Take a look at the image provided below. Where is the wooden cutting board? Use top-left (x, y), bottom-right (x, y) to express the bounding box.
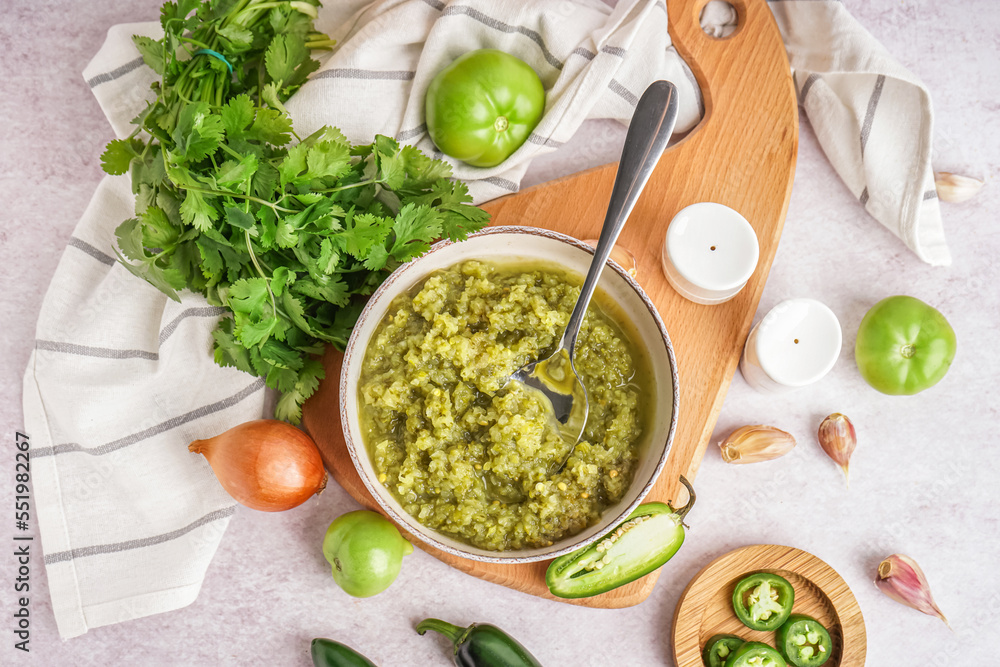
top-left (302, 0), bottom-right (798, 608)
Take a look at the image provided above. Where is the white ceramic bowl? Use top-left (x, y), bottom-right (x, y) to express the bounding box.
top-left (340, 227), bottom-right (679, 563)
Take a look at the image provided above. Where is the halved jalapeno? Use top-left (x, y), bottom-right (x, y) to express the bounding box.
top-left (545, 477), bottom-right (695, 598)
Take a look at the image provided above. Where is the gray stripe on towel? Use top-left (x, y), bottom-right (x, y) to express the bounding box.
top-left (43, 506), bottom-right (237, 564)
top-left (798, 73), bottom-right (821, 104)
top-left (483, 176), bottom-right (519, 192)
top-left (313, 68), bottom-right (415, 81)
top-left (860, 74), bottom-right (886, 157)
top-left (441, 6), bottom-right (563, 70)
top-left (527, 133), bottom-right (562, 148)
top-left (32, 379), bottom-right (265, 459)
top-left (860, 187), bottom-right (870, 206)
top-left (159, 307), bottom-right (227, 346)
top-left (35, 340), bottom-right (158, 361)
top-left (923, 189), bottom-right (938, 201)
top-left (608, 79), bottom-right (638, 107)
top-left (396, 124), bottom-right (427, 142)
top-left (86, 56), bottom-right (146, 88)
top-left (68, 237), bottom-right (115, 266)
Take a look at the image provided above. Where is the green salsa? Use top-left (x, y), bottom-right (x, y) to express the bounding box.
top-left (358, 260), bottom-right (653, 551)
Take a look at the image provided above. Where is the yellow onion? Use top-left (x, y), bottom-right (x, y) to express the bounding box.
top-left (189, 419), bottom-right (327, 511)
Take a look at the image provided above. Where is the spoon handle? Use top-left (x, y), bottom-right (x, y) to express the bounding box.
top-left (560, 80), bottom-right (680, 353)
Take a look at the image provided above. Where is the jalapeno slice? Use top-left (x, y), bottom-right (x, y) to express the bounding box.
top-left (702, 634), bottom-right (745, 667)
top-left (732, 573), bottom-right (795, 631)
top-left (723, 641), bottom-right (787, 667)
top-left (545, 477), bottom-right (695, 599)
top-left (775, 615), bottom-right (833, 667)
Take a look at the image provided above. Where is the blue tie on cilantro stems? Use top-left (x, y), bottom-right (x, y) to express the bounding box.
top-left (98, 0), bottom-right (490, 423)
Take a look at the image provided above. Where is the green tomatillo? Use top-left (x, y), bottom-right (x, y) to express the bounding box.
top-left (854, 295), bottom-right (957, 395)
top-left (425, 49), bottom-right (546, 168)
top-left (322, 510), bottom-right (413, 598)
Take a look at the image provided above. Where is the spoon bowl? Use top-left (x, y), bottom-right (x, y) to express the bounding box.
top-left (505, 80), bottom-right (680, 470)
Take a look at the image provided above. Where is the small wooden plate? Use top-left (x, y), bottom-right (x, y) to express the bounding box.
top-left (672, 545), bottom-right (866, 667)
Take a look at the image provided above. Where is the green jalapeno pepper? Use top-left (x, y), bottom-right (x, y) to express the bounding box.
top-left (545, 476), bottom-right (696, 598)
top-left (732, 572), bottom-right (795, 631)
top-left (723, 641), bottom-right (787, 667)
top-left (702, 634), bottom-right (746, 667)
top-left (775, 615), bottom-right (833, 667)
top-left (416, 618), bottom-right (543, 667)
top-left (311, 638), bottom-right (378, 667)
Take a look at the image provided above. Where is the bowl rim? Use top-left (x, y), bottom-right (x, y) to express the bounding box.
top-left (339, 225), bottom-right (680, 564)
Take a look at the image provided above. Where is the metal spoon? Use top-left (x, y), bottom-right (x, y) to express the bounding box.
top-left (508, 80), bottom-right (680, 470)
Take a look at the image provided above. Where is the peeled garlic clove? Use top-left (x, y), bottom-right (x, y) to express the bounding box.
top-left (875, 554), bottom-right (949, 627)
top-left (818, 413), bottom-right (857, 486)
top-left (935, 171), bottom-right (984, 203)
top-left (719, 425), bottom-right (796, 464)
top-left (582, 239), bottom-right (638, 278)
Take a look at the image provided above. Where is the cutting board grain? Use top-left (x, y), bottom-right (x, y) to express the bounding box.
top-left (302, 0), bottom-right (798, 608)
top-left (672, 545), bottom-right (867, 666)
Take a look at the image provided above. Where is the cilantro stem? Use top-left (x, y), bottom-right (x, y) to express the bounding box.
top-left (219, 143), bottom-right (245, 161)
top-left (182, 186), bottom-right (297, 213)
top-left (245, 230), bottom-right (277, 320)
top-left (311, 179), bottom-right (382, 194)
top-left (180, 36), bottom-right (213, 50)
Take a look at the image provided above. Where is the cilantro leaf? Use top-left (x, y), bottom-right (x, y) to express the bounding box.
top-left (172, 102), bottom-right (225, 161)
top-left (306, 140), bottom-right (351, 180)
top-left (228, 277), bottom-right (270, 320)
top-left (101, 138), bottom-right (143, 175)
top-left (389, 203), bottom-right (443, 261)
top-left (179, 189), bottom-right (219, 231)
top-left (264, 34), bottom-right (308, 85)
top-left (225, 206), bottom-right (256, 233)
top-left (139, 206), bottom-right (181, 249)
top-left (216, 153), bottom-right (259, 186)
top-left (220, 94), bottom-right (255, 138)
top-left (274, 358), bottom-right (324, 423)
top-left (115, 217), bottom-right (148, 261)
top-left (248, 107), bottom-right (292, 146)
top-left (217, 23), bottom-right (253, 49)
top-left (342, 212), bottom-right (391, 260)
top-left (132, 35), bottom-right (165, 76)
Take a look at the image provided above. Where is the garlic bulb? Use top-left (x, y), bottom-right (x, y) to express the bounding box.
top-left (935, 172), bottom-right (984, 203)
top-left (719, 425), bottom-right (796, 464)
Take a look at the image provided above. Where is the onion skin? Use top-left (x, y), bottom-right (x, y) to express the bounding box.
top-left (189, 419), bottom-right (328, 512)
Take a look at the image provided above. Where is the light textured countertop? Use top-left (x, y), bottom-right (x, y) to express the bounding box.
top-left (2, 1), bottom-right (998, 665)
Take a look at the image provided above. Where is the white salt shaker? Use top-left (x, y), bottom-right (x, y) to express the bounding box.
top-left (661, 202), bottom-right (759, 305)
top-left (740, 298), bottom-right (843, 393)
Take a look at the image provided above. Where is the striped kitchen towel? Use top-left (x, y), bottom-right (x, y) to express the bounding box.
top-left (24, 0), bottom-right (947, 639)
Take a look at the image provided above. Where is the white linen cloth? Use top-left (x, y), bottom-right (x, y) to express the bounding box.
top-left (24, 0), bottom-right (949, 639)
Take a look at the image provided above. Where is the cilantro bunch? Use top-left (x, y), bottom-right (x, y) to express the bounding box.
top-left (100, 0), bottom-right (490, 422)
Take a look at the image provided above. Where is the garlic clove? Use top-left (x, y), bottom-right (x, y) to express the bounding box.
top-left (582, 239), bottom-right (638, 278)
top-left (719, 425), bottom-right (796, 464)
top-left (934, 171), bottom-right (984, 203)
top-left (875, 554), bottom-right (949, 627)
top-left (818, 413), bottom-right (857, 487)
